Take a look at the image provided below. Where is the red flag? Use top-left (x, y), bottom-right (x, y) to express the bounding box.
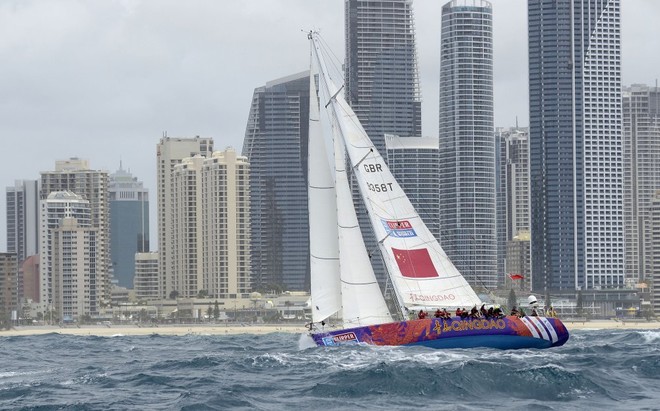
top-left (391, 247), bottom-right (438, 278)
top-left (509, 273), bottom-right (524, 280)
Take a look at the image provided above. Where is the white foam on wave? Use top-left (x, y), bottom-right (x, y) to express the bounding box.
top-left (639, 330), bottom-right (660, 343)
top-left (298, 333), bottom-right (317, 350)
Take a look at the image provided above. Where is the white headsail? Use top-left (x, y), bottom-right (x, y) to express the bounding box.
top-left (332, 114), bottom-right (393, 327)
top-left (308, 60), bottom-right (341, 323)
top-left (310, 32), bottom-right (482, 313)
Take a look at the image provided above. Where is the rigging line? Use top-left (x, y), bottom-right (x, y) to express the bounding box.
top-left (325, 85), bottom-right (345, 108)
top-left (352, 148), bottom-right (373, 170)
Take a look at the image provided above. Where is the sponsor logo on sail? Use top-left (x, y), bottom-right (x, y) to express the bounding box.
top-left (381, 219), bottom-right (417, 238)
top-left (409, 293), bottom-right (454, 302)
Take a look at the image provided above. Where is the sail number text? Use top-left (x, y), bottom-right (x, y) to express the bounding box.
top-left (367, 182), bottom-right (393, 193)
top-left (363, 163), bottom-right (394, 192)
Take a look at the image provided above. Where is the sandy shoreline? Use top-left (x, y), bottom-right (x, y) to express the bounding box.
top-left (1, 320), bottom-right (659, 337)
top-left (0, 324), bottom-right (306, 337)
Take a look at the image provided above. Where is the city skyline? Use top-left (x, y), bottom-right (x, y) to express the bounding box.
top-left (0, 1), bottom-right (659, 250)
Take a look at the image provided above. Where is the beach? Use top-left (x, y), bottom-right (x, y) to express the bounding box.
top-left (0, 323), bottom-right (305, 337)
top-left (1, 319), bottom-right (659, 337)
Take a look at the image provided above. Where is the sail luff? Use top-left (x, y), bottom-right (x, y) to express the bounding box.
top-left (308, 53), bottom-right (341, 323)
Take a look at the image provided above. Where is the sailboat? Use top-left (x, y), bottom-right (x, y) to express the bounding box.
top-left (306, 32), bottom-right (568, 349)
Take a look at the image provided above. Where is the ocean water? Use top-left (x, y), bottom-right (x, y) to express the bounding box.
top-left (1, 329), bottom-right (659, 410)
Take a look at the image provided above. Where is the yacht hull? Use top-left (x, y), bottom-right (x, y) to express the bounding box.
top-left (310, 316), bottom-right (569, 349)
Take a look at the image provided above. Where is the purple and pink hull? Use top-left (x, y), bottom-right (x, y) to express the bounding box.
top-left (311, 316), bottom-right (569, 349)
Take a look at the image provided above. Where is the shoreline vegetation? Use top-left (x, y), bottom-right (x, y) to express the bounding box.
top-left (1, 319), bottom-right (660, 337)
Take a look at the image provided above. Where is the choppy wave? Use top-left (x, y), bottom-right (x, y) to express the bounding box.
top-left (1, 329), bottom-right (659, 410)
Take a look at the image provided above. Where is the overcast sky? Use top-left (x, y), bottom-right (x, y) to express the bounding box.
top-left (0, 0), bottom-right (658, 251)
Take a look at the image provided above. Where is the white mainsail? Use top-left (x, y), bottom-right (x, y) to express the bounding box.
top-left (310, 32), bottom-right (482, 313)
top-left (308, 64), bottom-right (341, 323)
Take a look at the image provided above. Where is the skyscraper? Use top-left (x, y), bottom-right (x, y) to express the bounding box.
top-left (0, 253), bottom-right (19, 320)
top-left (6, 180), bottom-right (40, 264)
top-left (345, 0), bottom-right (422, 152)
top-left (385, 135), bottom-right (440, 242)
top-left (168, 148), bottom-right (251, 299)
top-left (438, 0), bottom-right (496, 289)
top-left (623, 85), bottom-right (660, 285)
top-left (528, 0), bottom-right (624, 292)
top-left (200, 149), bottom-right (251, 297)
top-left (498, 127), bottom-right (530, 288)
top-left (157, 136), bottom-right (213, 299)
top-left (39, 191), bottom-right (95, 317)
top-left (501, 128), bottom-right (530, 243)
top-left (109, 164), bottom-right (149, 289)
top-left (650, 193), bottom-right (660, 317)
top-left (345, 0), bottom-right (423, 285)
top-left (134, 252), bottom-right (159, 301)
top-left (243, 72), bottom-right (309, 291)
top-left (40, 159), bottom-right (110, 313)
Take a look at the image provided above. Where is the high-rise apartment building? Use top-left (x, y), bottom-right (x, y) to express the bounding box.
top-left (650, 192), bottom-right (660, 317)
top-left (169, 149), bottom-right (251, 298)
top-left (623, 85), bottom-right (660, 285)
top-left (39, 192), bottom-right (96, 317)
top-left (40, 159), bottom-right (110, 311)
top-left (438, 0), bottom-right (496, 289)
top-left (497, 127), bottom-right (530, 287)
top-left (51, 216), bottom-right (99, 322)
top-left (157, 136), bottom-right (213, 299)
top-left (6, 180), bottom-right (40, 263)
top-left (243, 72), bottom-right (309, 291)
top-left (200, 149), bottom-right (251, 298)
top-left (501, 128), bottom-right (530, 242)
top-left (528, 0), bottom-right (623, 292)
top-left (134, 252), bottom-right (159, 301)
top-left (345, 0), bottom-right (422, 152)
top-left (345, 0), bottom-right (423, 285)
top-left (385, 135), bottom-right (440, 242)
top-left (0, 253), bottom-right (19, 320)
top-left (109, 164), bottom-right (149, 289)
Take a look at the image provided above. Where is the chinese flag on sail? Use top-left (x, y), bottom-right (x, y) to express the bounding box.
top-left (509, 273), bottom-right (524, 280)
top-left (391, 247), bottom-right (438, 278)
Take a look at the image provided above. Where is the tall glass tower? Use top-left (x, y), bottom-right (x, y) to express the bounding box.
top-left (243, 72), bottom-right (310, 292)
top-left (623, 85), bottom-right (660, 285)
top-left (528, 0), bottom-right (623, 292)
top-left (345, 0), bottom-right (422, 153)
top-left (438, 0), bottom-right (496, 289)
top-left (6, 180), bottom-right (39, 264)
top-left (109, 164), bottom-right (149, 289)
top-left (345, 0), bottom-right (423, 285)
